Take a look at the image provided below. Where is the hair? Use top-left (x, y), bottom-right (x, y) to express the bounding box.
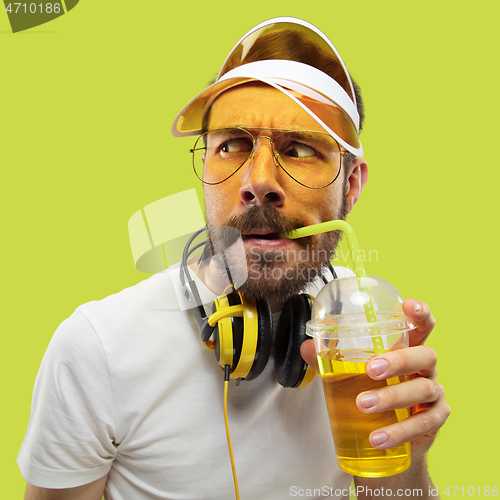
top-left (220, 28), bottom-right (365, 131)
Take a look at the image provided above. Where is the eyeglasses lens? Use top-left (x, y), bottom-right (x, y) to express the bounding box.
top-left (192, 128), bottom-right (342, 188)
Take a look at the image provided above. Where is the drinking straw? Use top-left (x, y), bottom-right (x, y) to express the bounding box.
top-left (283, 220), bottom-right (407, 422)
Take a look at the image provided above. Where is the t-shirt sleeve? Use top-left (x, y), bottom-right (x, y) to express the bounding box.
top-left (17, 308), bottom-right (118, 488)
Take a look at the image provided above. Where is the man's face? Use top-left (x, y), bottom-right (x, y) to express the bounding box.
top-left (203, 83), bottom-right (350, 302)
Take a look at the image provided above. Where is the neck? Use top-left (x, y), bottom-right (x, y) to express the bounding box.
top-left (266, 296), bottom-right (286, 314)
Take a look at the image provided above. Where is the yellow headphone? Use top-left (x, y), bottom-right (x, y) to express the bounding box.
top-left (182, 228), bottom-right (327, 388)
top-left (127, 192), bottom-right (326, 388)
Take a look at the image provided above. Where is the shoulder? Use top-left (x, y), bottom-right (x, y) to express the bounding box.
top-left (332, 265), bottom-right (356, 279)
top-left (305, 265), bottom-right (355, 297)
top-left (48, 270), bottom-right (195, 369)
top-left (73, 270), bottom-right (185, 337)
top-left (79, 270), bottom-right (176, 319)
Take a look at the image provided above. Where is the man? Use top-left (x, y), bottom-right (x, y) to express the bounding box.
top-left (18, 17), bottom-right (450, 499)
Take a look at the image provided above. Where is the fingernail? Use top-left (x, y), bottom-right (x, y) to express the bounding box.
top-left (360, 393), bottom-right (378, 409)
top-left (370, 358), bottom-right (389, 376)
top-left (372, 432), bottom-right (388, 446)
top-left (414, 301), bottom-right (422, 312)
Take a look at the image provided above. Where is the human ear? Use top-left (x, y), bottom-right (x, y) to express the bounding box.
top-left (345, 157), bottom-right (368, 213)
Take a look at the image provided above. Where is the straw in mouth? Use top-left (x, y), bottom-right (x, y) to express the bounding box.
top-left (284, 219), bottom-right (409, 423)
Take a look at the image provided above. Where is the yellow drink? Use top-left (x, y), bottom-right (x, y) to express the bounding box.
top-left (318, 348), bottom-right (411, 477)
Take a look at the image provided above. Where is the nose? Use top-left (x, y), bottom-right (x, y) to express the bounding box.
top-left (238, 137), bottom-right (286, 207)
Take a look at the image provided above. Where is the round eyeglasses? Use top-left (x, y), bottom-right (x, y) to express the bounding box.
top-left (189, 127), bottom-right (349, 189)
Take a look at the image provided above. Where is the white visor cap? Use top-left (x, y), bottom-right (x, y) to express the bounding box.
top-left (171, 17), bottom-right (363, 157)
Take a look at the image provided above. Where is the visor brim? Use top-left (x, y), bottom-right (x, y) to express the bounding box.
top-left (171, 77), bottom-right (363, 157)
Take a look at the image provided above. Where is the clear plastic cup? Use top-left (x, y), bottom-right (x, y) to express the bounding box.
top-left (306, 276), bottom-right (415, 477)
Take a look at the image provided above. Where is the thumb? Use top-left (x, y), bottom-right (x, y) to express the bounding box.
top-left (300, 339), bottom-right (319, 371)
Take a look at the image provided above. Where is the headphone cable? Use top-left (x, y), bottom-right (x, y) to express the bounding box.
top-left (223, 365), bottom-right (240, 500)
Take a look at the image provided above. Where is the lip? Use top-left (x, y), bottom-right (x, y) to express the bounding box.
top-left (242, 230), bottom-right (293, 249)
top-left (243, 229), bottom-right (275, 236)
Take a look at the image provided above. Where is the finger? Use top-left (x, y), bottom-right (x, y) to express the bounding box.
top-left (366, 345), bottom-right (438, 380)
top-left (368, 398), bottom-right (451, 450)
top-left (356, 377), bottom-right (444, 414)
top-left (403, 299), bottom-right (436, 347)
top-left (300, 339), bottom-right (319, 371)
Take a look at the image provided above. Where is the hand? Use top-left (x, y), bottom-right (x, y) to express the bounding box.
top-left (300, 298), bottom-right (451, 460)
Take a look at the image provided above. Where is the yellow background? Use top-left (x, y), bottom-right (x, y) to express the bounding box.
top-left (2, 0), bottom-right (499, 497)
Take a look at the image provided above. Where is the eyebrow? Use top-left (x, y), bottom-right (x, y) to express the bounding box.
top-left (207, 128), bottom-right (245, 140)
top-left (206, 127), bottom-right (338, 150)
top-left (282, 130), bottom-right (337, 148)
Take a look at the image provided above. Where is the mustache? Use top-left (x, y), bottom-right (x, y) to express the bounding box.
top-left (223, 205), bottom-right (306, 236)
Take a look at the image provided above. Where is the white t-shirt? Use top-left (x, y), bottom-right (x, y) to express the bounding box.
top-left (17, 267), bottom-right (354, 499)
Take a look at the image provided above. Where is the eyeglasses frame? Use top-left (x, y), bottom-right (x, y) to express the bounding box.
top-left (189, 126), bottom-right (351, 190)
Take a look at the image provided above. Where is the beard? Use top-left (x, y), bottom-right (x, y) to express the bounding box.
top-left (206, 197), bottom-right (348, 301)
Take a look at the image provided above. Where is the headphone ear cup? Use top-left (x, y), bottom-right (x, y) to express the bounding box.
top-left (201, 319), bottom-right (215, 344)
top-left (213, 323), bottom-right (221, 361)
top-left (244, 298), bottom-right (272, 381)
top-left (204, 302), bottom-right (218, 354)
top-left (226, 293), bottom-right (244, 371)
top-left (211, 294), bottom-right (244, 370)
top-left (274, 294), bottom-right (312, 388)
